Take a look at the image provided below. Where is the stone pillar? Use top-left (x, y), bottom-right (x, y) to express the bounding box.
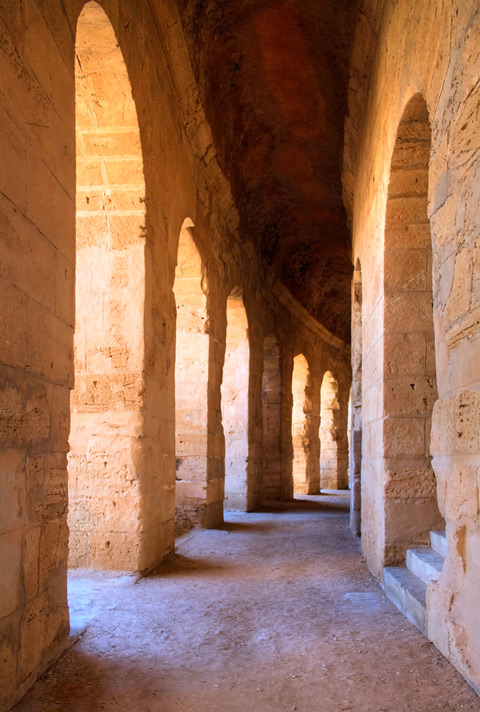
top-left (292, 354), bottom-right (320, 494)
top-left (350, 261), bottom-right (363, 535)
top-left (262, 335), bottom-right (282, 501)
top-left (69, 4), bottom-right (150, 570)
top-left (382, 94), bottom-right (443, 565)
top-left (281, 352), bottom-right (294, 500)
top-left (174, 221), bottom-right (210, 532)
top-left (222, 292), bottom-right (250, 510)
top-left (320, 371), bottom-right (348, 489)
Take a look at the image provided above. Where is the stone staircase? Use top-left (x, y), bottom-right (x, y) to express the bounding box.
top-left (383, 530), bottom-right (447, 635)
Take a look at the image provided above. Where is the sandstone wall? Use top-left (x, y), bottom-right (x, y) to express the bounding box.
top-left (262, 335), bottom-right (282, 501)
top-left (68, 2), bottom-right (149, 570)
top-left (222, 293), bottom-right (251, 510)
top-left (0, 1), bottom-right (351, 709)
top-left (292, 354), bottom-right (313, 495)
top-left (349, 261), bottom-right (363, 534)
top-left (320, 371), bottom-right (349, 490)
top-left (0, 1), bottom-right (74, 708)
top-left (173, 221), bottom-right (209, 531)
top-left (348, 0), bottom-right (480, 693)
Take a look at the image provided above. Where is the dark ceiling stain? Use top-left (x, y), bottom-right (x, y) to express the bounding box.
top-left (176, 0), bottom-right (359, 342)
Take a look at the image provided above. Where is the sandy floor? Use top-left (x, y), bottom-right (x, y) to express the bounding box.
top-left (13, 493), bottom-right (480, 711)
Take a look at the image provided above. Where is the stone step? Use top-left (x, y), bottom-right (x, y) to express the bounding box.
top-left (406, 548), bottom-right (444, 585)
top-left (430, 530), bottom-right (448, 558)
top-left (383, 566), bottom-right (426, 635)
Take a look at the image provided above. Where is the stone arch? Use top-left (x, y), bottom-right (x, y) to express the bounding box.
top-left (350, 258), bottom-right (363, 533)
top-left (173, 219), bottom-right (209, 533)
top-left (262, 333), bottom-right (282, 501)
top-left (291, 354), bottom-right (319, 494)
top-left (68, 1), bottom-right (147, 569)
top-left (221, 290), bottom-right (250, 510)
top-left (383, 92), bottom-right (443, 561)
top-left (319, 370), bottom-right (348, 490)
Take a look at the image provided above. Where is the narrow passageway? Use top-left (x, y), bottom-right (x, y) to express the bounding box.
top-left (14, 494), bottom-right (479, 712)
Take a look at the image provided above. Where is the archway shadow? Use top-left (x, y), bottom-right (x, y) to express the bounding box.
top-left (13, 645), bottom-right (195, 712)
top-left (258, 495), bottom-right (350, 515)
top-left (149, 553), bottom-right (233, 579)
top-left (218, 520), bottom-right (268, 533)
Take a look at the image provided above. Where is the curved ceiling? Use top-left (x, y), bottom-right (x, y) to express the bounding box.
top-left (176, 0), bottom-right (359, 342)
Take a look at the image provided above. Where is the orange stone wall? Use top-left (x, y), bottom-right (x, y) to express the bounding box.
top-left (347, 0), bottom-right (480, 693)
top-left (0, 2), bottom-right (350, 709)
top-left (68, 2), bottom-right (149, 570)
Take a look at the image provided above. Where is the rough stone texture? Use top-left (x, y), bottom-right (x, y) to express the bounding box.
top-left (5, 0), bottom-right (480, 707)
top-left (69, 2), bottom-right (148, 572)
top-left (347, 0), bottom-right (480, 694)
top-left (291, 354), bottom-right (315, 495)
top-left (381, 94), bottom-right (444, 565)
top-left (174, 220), bottom-right (210, 531)
top-left (350, 262), bottom-right (363, 534)
top-left (221, 293), bottom-right (252, 511)
top-left (0, 1), bottom-right (74, 708)
top-left (290, 353), bottom-right (350, 498)
top-left (0, 2), bottom-right (351, 709)
top-left (261, 335), bottom-right (282, 501)
top-left (320, 370), bottom-right (349, 490)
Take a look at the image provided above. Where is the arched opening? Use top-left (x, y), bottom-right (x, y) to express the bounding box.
top-left (291, 354), bottom-right (319, 495)
top-left (320, 371), bottom-right (341, 489)
top-left (174, 220), bottom-right (209, 534)
top-left (350, 259), bottom-right (362, 534)
top-left (262, 334), bottom-right (281, 502)
top-left (383, 93), bottom-right (443, 561)
top-left (69, 2), bottom-right (147, 569)
top-left (222, 291), bottom-right (250, 510)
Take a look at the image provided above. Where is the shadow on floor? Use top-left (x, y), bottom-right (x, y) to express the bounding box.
top-left (218, 520), bottom-right (269, 533)
top-left (14, 647), bottom-right (176, 712)
top-left (149, 553), bottom-right (235, 579)
top-left (258, 497), bottom-right (349, 515)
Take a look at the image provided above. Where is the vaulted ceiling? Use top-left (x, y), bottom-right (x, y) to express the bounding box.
top-left (175, 0), bottom-right (359, 342)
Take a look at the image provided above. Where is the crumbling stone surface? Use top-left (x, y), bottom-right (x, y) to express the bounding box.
top-left (320, 370), bottom-right (349, 490)
top-left (0, 2), bottom-right (351, 710)
top-left (348, 0), bottom-right (480, 693)
top-left (261, 335), bottom-right (282, 501)
top-left (221, 293), bottom-right (253, 511)
top-left (174, 221), bottom-right (210, 527)
top-left (349, 262), bottom-right (363, 535)
top-left (291, 354), bottom-right (315, 495)
top-left (69, 2), bottom-right (149, 572)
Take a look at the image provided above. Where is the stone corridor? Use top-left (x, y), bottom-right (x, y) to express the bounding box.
top-left (13, 493), bottom-right (480, 712)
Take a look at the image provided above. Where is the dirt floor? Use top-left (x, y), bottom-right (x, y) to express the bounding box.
top-left (13, 493), bottom-right (480, 711)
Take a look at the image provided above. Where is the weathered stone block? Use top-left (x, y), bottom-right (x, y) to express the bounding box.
top-left (383, 375), bottom-right (437, 416)
top-left (431, 397), bottom-right (455, 457)
top-left (385, 292), bottom-right (435, 333)
top-left (445, 246), bottom-right (472, 325)
top-left (384, 249), bottom-right (428, 292)
top-left (0, 529), bottom-right (22, 619)
top-left (388, 167), bottom-right (428, 196)
top-left (445, 461), bottom-right (480, 520)
top-left (386, 223), bottom-right (430, 250)
top-left (0, 449), bottom-right (25, 533)
top-left (383, 416), bottom-right (425, 457)
top-left (455, 390), bottom-right (480, 453)
top-left (384, 333), bottom-right (427, 375)
top-left (384, 498), bottom-right (443, 545)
